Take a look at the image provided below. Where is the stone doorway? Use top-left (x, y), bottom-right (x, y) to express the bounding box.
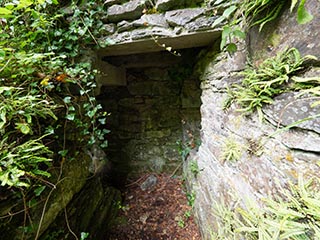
top-left (97, 48), bottom-right (202, 187)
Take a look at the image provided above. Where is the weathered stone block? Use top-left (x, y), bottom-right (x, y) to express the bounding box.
top-left (117, 20), bottom-right (133, 33)
top-left (165, 8), bottom-right (205, 27)
top-left (104, 0), bottom-right (128, 7)
top-left (130, 27), bottom-right (173, 40)
top-left (185, 15), bottom-right (219, 31)
top-left (263, 92), bottom-right (320, 134)
top-left (101, 23), bottom-right (116, 35)
top-left (156, 0), bottom-right (203, 11)
top-left (149, 156), bottom-right (166, 172)
top-left (94, 60), bottom-right (126, 95)
top-left (107, 0), bottom-right (144, 22)
top-left (156, 0), bottom-right (184, 11)
top-left (133, 13), bottom-right (169, 28)
top-left (279, 130), bottom-right (320, 153)
top-left (99, 30), bottom-right (221, 56)
top-left (181, 79), bottom-right (201, 108)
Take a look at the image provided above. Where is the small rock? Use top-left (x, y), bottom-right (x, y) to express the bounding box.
top-left (140, 174), bottom-right (158, 191)
top-left (104, 0), bottom-right (127, 7)
top-left (101, 23), bottom-right (116, 35)
top-left (132, 13), bottom-right (169, 28)
top-left (156, 0), bottom-right (203, 11)
top-left (139, 213), bottom-right (150, 224)
top-left (156, 0), bottom-right (184, 11)
top-left (117, 20), bottom-right (134, 33)
top-left (107, 0), bottom-right (144, 22)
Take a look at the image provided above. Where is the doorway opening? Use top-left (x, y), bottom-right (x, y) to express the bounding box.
top-left (97, 48), bottom-right (203, 187)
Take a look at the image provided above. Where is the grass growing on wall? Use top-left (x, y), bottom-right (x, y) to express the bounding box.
top-left (211, 175), bottom-right (320, 239)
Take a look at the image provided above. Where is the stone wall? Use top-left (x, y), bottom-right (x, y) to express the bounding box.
top-left (51, 0), bottom-right (320, 239)
top-left (98, 49), bottom-right (201, 181)
top-left (98, 0), bottom-right (221, 57)
top-left (94, 0), bottom-right (224, 183)
top-left (187, 0), bottom-right (320, 239)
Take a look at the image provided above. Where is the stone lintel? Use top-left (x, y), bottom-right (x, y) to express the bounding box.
top-left (98, 30), bottom-right (221, 56)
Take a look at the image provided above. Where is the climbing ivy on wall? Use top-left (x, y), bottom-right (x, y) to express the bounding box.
top-left (0, 0), bottom-right (108, 236)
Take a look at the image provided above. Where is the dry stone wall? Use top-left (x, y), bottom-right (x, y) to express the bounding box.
top-left (98, 0), bottom-right (221, 56)
top-left (98, 50), bottom-right (201, 180)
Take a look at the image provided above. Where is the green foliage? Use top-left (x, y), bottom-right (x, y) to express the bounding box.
top-left (189, 160), bottom-right (200, 177)
top-left (211, 175), bottom-right (320, 239)
top-left (214, 0), bottom-right (313, 54)
top-left (80, 232), bottom-right (89, 240)
top-left (212, 3), bottom-right (245, 54)
top-left (243, 0), bottom-right (313, 30)
top-left (0, 86), bottom-right (58, 135)
top-left (221, 137), bottom-right (243, 162)
top-left (0, 0), bottom-right (109, 188)
top-left (186, 191), bottom-right (196, 207)
top-left (0, 136), bottom-right (52, 187)
top-left (226, 48), bottom-right (317, 120)
top-left (0, 1), bottom-right (110, 237)
top-left (296, 0), bottom-right (314, 24)
top-left (177, 217), bottom-right (185, 228)
top-left (176, 140), bottom-right (192, 160)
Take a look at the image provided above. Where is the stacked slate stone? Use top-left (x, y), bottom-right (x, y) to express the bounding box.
top-left (101, 0), bottom-right (220, 45)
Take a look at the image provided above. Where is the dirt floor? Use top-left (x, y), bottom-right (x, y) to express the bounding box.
top-left (108, 174), bottom-right (201, 240)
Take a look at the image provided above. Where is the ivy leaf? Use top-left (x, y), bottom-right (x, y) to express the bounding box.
top-left (58, 149), bottom-right (68, 157)
top-left (297, 0), bottom-right (313, 24)
top-left (226, 43), bottom-right (238, 55)
top-left (100, 140), bottom-right (108, 148)
top-left (63, 96), bottom-right (71, 104)
top-left (66, 113), bottom-right (75, 121)
top-left (220, 26), bottom-right (231, 50)
top-left (233, 29), bottom-right (246, 39)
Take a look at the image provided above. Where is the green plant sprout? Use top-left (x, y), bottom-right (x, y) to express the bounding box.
top-left (189, 160), bottom-right (200, 177)
top-left (221, 137), bottom-right (243, 162)
top-left (187, 191), bottom-right (196, 207)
